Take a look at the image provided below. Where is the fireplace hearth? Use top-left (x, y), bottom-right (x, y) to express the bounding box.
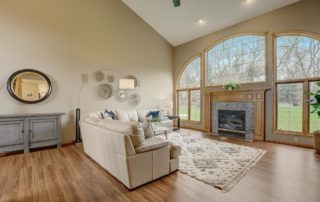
top-left (218, 110), bottom-right (246, 137)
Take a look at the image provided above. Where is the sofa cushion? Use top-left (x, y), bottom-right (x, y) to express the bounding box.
top-left (129, 122), bottom-right (145, 147)
top-left (135, 137), bottom-right (169, 153)
top-left (169, 142), bottom-right (181, 159)
top-left (116, 110), bottom-right (139, 122)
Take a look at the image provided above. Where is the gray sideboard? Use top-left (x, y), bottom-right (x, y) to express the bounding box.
top-left (0, 113), bottom-right (65, 153)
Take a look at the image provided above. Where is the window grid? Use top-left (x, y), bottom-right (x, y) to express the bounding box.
top-left (177, 56), bottom-right (201, 123)
top-left (206, 34), bottom-right (266, 86)
top-left (274, 33), bottom-right (320, 136)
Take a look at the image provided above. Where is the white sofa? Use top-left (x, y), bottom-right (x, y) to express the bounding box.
top-left (80, 109), bottom-right (180, 189)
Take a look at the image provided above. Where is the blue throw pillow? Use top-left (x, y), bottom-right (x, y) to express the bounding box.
top-left (102, 110), bottom-right (117, 120)
top-left (146, 110), bottom-right (160, 122)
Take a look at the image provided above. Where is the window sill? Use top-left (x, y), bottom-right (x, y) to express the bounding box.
top-left (274, 130), bottom-right (314, 138)
top-left (180, 120), bottom-right (201, 124)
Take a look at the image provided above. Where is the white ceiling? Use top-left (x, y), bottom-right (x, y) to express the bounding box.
top-left (122, 0), bottom-right (300, 46)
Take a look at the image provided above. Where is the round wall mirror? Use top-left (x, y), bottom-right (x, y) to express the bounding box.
top-left (7, 69), bottom-right (52, 104)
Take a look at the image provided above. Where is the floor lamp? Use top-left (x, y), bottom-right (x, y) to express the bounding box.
top-left (75, 74), bottom-right (88, 144)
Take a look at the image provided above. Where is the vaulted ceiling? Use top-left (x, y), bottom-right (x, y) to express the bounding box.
top-left (122, 0), bottom-right (301, 46)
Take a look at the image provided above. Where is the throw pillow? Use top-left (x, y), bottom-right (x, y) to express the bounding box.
top-left (128, 122), bottom-right (145, 147)
top-left (101, 112), bottom-right (113, 120)
top-left (142, 118), bottom-right (154, 139)
top-left (101, 110), bottom-right (117, 120)
top-left (146, 110), bottom-right (160, 122)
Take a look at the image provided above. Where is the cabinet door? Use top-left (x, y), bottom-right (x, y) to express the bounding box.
top-left (29, 119), bottom-right (57, 142)
top-left (0, 120), bottom-right (24, 146)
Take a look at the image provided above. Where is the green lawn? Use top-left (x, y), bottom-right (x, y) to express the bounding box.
top-left (179, 105), bottom-right (320, 132)
top-left (278, 106), bottom-right (320, 133)
top-left (179, 106), bottom-right (201, 121)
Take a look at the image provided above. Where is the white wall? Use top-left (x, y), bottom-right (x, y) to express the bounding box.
top-left (0, 0), bottom-right (173, 143)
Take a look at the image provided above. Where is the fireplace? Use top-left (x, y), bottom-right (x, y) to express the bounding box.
top-left (218, 110), bottom-right (246, 137)
top-left (212, 102), bottom-right (255, 141)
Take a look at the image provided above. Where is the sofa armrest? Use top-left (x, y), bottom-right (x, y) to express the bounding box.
top-left (135, 137), bottom-right (169, 153)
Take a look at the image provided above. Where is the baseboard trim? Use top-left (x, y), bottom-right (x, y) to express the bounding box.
top-left (180, 126), bottom-right (205, 132)
top-left (266, 140), bottom-right (315, 149)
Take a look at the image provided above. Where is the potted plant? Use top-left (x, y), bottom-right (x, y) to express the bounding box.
top-left (308, 81), bottom-right (320, 153)
top-left (223, 82), bottom-right (241, 90)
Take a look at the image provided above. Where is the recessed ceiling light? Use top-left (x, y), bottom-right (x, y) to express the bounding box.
top-left (197, 19), bottom-right (206, 26)
top-left (244, 0), bottom-right (254, 4)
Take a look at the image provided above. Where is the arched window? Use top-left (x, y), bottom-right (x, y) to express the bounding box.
top-left (206, 34), bottom-right (266, 86)
top-left (177, 56), bottom-right (201, 121)
top-left (274, 32), bottom-right (320, 135)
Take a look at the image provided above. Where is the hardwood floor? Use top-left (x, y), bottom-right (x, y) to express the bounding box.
top-left (1, 129), bottom-right (320, 202)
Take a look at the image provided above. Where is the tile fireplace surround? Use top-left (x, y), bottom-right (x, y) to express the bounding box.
top-left (212, 102), bottom-right (255, 141)
top-left (204, 89), bottom-right (267, 141)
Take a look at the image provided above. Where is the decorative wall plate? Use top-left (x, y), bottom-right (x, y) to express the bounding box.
top-left (107, 75), bottom-right (115, 83)
top-left (97, 84), bottom-right (113, 100)
top-left (95, 71), bottom-right (105, 82)
top-left (126, 75), bottom-right (138, 88)
top-left (127, 93), bottom-right (141, 106)
top-left (115, 89), bottom-right (127, 102)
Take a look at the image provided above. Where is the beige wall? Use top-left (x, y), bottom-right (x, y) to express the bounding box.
top-left (0, 0), bottom-right (173, 143)
top-left (173, 0), bottom-right (320, 146)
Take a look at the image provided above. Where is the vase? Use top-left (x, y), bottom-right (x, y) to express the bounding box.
top-left (228, 87), bottom-right (233, 90)
top-left (314, 131), bottom-right (320, 153)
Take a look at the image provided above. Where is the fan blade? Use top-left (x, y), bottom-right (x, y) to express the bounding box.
top-left (173, 0), bottom-right (180, 7)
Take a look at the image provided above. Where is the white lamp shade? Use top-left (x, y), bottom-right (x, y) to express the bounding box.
top-left (119, 79), bottom-right (135, 90)
top-left (164, 101), bottom-right (173, 115)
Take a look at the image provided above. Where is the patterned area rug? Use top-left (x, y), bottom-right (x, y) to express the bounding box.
top-left (166, 132), bottom-right (266, 192)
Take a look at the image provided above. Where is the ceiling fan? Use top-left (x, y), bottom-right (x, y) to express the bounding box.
top-left (173, 0), bottom-right (181, 7)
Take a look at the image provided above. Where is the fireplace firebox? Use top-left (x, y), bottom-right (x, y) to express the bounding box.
top-left (218, 110), bottom-right (246, 137)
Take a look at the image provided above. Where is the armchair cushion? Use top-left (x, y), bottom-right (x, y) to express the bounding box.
top-left (135, 137), bottom-right (169, 153)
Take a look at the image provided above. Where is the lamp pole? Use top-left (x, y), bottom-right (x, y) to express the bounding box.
top-left (75, 108), bottom-right (81, 143)
top-left (75, 74), bottom-right (88, 144)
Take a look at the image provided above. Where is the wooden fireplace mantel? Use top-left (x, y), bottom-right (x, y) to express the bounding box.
top-left (204, 88), bottom-right (269, 141)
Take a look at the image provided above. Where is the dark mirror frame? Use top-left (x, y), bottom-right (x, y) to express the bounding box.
top-left (7, 69), bottom-right (52, 104)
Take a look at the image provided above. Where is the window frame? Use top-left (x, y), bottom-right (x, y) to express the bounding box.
top-left (176, 55), bottom-right (202, 123)
top-left (273, 31), bottom-right (320, 136)
top-left (204, 32), bottom-right (268, 88)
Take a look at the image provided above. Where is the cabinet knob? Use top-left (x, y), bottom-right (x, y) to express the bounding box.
top-left (21, 130), bottom-right (24, 134)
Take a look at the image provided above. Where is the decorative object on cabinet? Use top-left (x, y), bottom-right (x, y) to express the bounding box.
top-left (0, 113), bottom-right (65, 154)
top-left (7, 69), bottom-right (52, 104)
top-left (97, 83), bottom-right (113, 100)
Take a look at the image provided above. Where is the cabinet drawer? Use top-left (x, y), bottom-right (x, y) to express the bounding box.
top-left (0, 120), bottom-right (24, 146)
top-left (29, 119), bottom-right (57, 142)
